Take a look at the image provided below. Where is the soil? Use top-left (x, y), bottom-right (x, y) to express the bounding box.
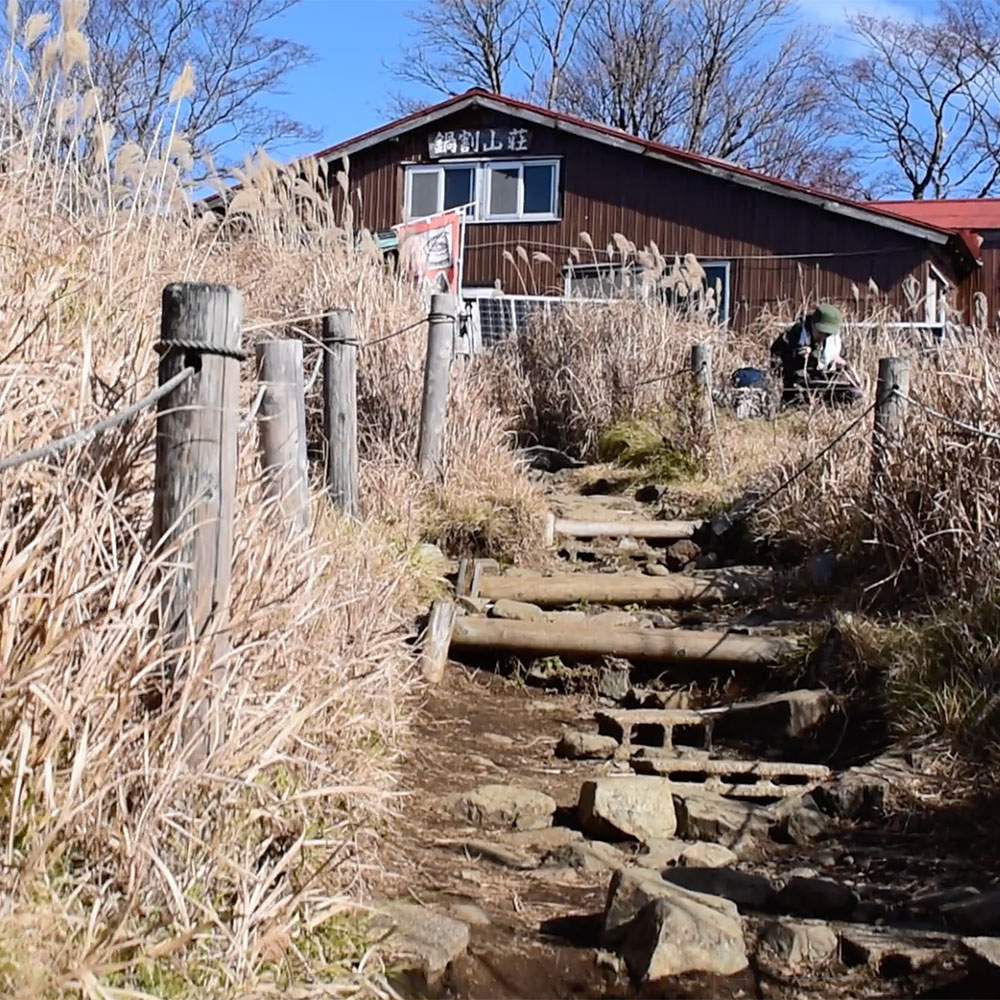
top-left (373, 479), bottom-right (1000, 1000)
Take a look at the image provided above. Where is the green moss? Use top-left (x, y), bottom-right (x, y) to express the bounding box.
top-left (597, 417), bottom-right (701, 483)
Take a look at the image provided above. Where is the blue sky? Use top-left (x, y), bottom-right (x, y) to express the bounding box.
top-left (261, 0), bottom-right (939, 165)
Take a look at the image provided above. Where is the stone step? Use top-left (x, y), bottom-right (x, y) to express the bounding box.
top-left (595, 691), bottom-right (834, 756)
top-left (630, 750), bottom-right (830, 799)
top-left (596, 708), bottom-right (712, 754)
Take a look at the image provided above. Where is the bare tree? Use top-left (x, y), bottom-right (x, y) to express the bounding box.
top-left (556, 0), bottom-right (853, 188)
top-left (518, 0), bottom-right (597, 106)
top-left (557, 0), bottom-right (685, 141)
top-left (8, 0), bottom-right (316, 167)
top-left (386, 0), bottom-right (526, 104)
top-left (831, 4), bottom-right (1000, 199)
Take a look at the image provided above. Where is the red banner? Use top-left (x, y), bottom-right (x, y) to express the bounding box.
top-left (395, 209), bottom-right (464, 298)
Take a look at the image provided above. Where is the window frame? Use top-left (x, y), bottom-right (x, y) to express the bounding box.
top-left (403, 158), bottom-right (561, 223)
top-left (483, 159), bottom-right (560, 222)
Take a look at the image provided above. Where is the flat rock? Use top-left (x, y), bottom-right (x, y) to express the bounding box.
top-left (757, 918), bottom-right (837, 973)
top-left (839, 925), bottom-right (945, 976)
top-left (597, 660), bottom-right (632, 702)
top-left (644, 562), bottom-right (672, 577)
top-left (490, 598), bottom-right (545, 622)
top-left (499, 826), bottom-right (583, 849)
top-left (556, 730), bottom-right (619, 760)
top-left (544, 610), bottom-right (588, 625)
top-left (942, 890), bottom-right (1000, 934)
top-left (714, 690), bottom-right (835, 741)
top-left (664, 867), bottom-right (775, 912)
top-left (664, 539), bottom-right (701, 571)
top-left (637, 838), bottom-right (687, 869)
top-left (446, 839), bottom-right (536, 870)
top-left (374, 903), bottom-right (470, 990)
top-left (774, 794), bottom-right (831, 845)
top-left (777, 876), bottom-right (857, 920)
top-left (679, 842), bottom-right (739, 868)
top-left (580, 777), bottom-right (677, 842)
top-left (590, 610), bottom-right (638, 628)
top-left (616, 887), bottom-right (747, 981)
top-left (448, 902), bottom-right (492, 927)
top-left (440, 784), bottom-right (556, 831)
top-left (481, 732), bottom-right (516, 748)
top-left (542, 840), bottom-right (626, 872)
top-left (813, 767), bottom-right (888, 820)
top-left (672, 790), bottom-right (773, 849)
top-left (963, 936), bottom-right (1000, 996)
top-left (456, 596), bottom-right (488, 614)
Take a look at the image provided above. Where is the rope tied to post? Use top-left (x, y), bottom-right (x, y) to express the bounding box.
top-left (0, 365), bottom-right (196, 474)
top-left (155, 339), bottom-right (248, 362)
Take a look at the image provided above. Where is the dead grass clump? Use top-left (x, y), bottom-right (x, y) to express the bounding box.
top-left (0, 11), bottom-right (540, 997)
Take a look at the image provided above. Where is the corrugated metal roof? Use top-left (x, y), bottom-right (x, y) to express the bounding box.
top-left (877, 199), bottom-right (1000, 231)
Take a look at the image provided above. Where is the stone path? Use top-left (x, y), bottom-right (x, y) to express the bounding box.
top-left (370, 486), bottom-right (1000, 999)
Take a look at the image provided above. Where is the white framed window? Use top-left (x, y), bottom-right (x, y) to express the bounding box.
top-left (404, 163), bottom-right (478, 220)
top-left (484, 160), bottom-right (559, 221)
top-left (563, 258), bottom-right (732, 325)
top-left (925, 265), bottom-right (950, 326)
top-left (403, 159), bottom-right (560, 222)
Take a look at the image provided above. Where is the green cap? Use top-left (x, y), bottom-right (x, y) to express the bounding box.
top-left (811, 303), bottom-right (842, 336)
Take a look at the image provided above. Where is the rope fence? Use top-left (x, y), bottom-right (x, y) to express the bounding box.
top-left (893, 388), bottom-right (1000, 444)
top-left (0, 365), bottom-right (195, 474)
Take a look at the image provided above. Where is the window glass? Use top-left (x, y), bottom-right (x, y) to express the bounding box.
top-left (409, 171), bottom-right (439, 218)
top-left (443, 166), bottom-right (474, 211)
top-left (523, 163), bottom-right (554, 214)
top-left (489, 166), bottom-right (520, 216)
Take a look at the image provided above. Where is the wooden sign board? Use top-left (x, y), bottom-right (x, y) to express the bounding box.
top-left (428, 127), bottom-right (532, 159)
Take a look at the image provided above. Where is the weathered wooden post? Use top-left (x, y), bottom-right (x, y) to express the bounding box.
top-left (152, 282), bottom-right (243, 759)
top-left (417, 293), bottom-right (455, 481)
top-left (871, 356), bottom-right (910, 489)
top-left (255, 339), bottom-right (309, 533)
top-left (691, 342), bottom-right (712, 448)
top-left (323, 309), bottom-right (359, 517)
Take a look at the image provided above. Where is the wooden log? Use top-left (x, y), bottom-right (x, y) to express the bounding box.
top-left (152, 282), bottom-right (243, 759)
top-left (451, 617), bottom-right (789, 665)
top-left (551, 517), bottom-right (702, 540)
top-left (417, 292), bottom-right (454, 481)
top-left (871, 356), bottom-right (910, 489)
top-left (421, 600), bottom-right (457, 683)
top-left (477, 569), bottom-right (771, 607)
top-left (323, 309), bottom-right (360, 517)
top-left (256, 339), bottom-right (309, 533)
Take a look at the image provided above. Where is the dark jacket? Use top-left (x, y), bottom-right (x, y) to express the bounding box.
top-left (770, 319), bottom-right (813, 386)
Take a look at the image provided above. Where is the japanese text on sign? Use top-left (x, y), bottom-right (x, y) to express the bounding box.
top-left (428, 127), bottom-right (532, 159)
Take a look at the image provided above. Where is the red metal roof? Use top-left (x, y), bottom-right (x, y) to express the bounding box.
top-left (877, 198), bottom-right (1000, 231)
top-left (310, 88), bottom-right (960, 240)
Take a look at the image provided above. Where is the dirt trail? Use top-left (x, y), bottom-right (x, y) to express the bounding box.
top-left (374, 480), bottom-right (1000, 1000)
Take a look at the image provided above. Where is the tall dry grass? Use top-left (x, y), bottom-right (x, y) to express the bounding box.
top-left (0, 6), bottom-right (541, 997)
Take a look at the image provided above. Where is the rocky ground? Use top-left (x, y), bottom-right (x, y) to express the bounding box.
top-left (368, 483), bottom-right (1000, 1000)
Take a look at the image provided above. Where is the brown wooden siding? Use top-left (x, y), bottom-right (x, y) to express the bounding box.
top-left (957, 233), bottom-right (1000, 326)
top-left (329, 106), bottom-right (966, 328)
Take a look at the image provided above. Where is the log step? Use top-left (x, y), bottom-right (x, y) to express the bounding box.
top-left (476, 568), bottom-right (775, 608)
top-left (450, 618), bottom-right (790, 666)
top-left (547, 514), bottom-right (703, 543)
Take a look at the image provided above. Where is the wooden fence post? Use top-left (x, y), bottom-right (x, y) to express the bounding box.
top-left (871, 356), bottom-right (910, 489)
top-left (152, 282), bottom-right (243, 759)
top-left (323, 309), bottom-right (360, 517)
top-left (255, 339), bottom-right (309, 533)
top-left (690, 342), bottom-right (712, 447)
top-left (418, 292), bottom-right (455, 481)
